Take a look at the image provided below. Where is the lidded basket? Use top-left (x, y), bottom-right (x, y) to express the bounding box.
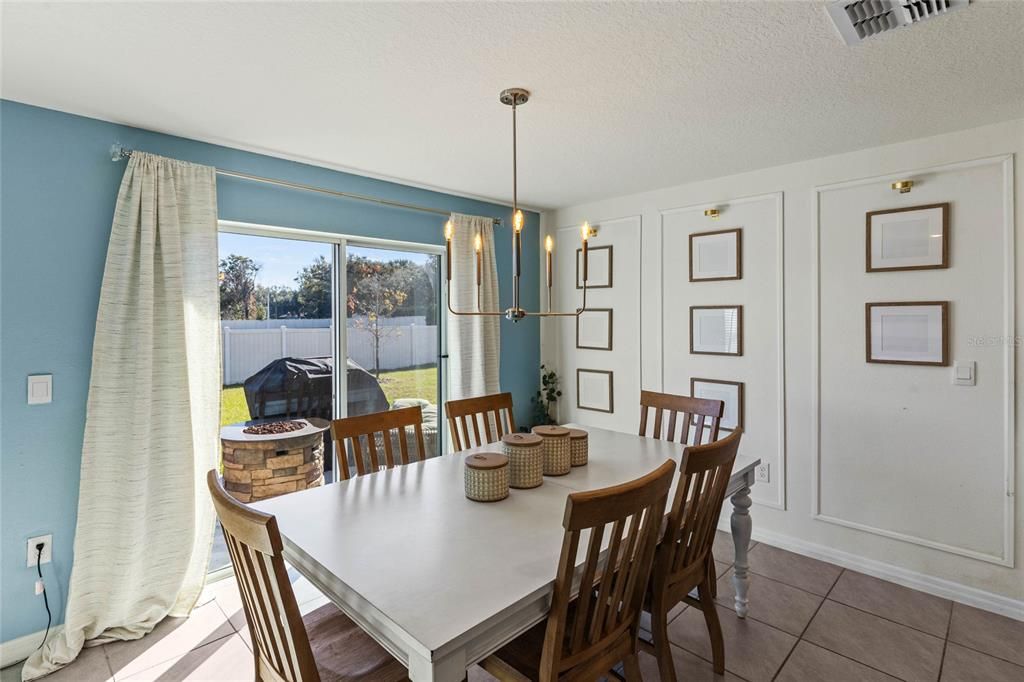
top-left (531, 425), bottom-right (571, 476)
top-left (501, 432), bottom-right (544, 489)
top-left (567, 428), bottom-right (589, 467)
top-left (464, 452), bottom-right (510, 502)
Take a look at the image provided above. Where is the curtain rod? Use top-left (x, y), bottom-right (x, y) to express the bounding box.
top-left (109, 143), bottom-right (502, 226)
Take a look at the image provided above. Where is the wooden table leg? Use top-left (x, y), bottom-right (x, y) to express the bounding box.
top-left (730, 484), bottom-right (753, 618)
top-left (407, 647), bottom-right (466, 682)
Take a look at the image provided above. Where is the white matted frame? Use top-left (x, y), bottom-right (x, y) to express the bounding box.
top-left (660, 192), bottom-right (786, 511)
top-left (690, 378), bottom-right (744, 431)
top-left (689, 228), bottom-right (742, 281)
top-left (576, 368), bottom-right (614, 413)
top-left (812, 155), bottom-right (1015, 567)
top-left (576, 308), bottom-right (613, 351)
top-left (866, 203), bottom-right (949, 272)
top-left (866, 301), bottom-right (949, 366)
top-left (575, 244), bottom-right (613, 288)
top-left (690, 305), bottom-right (743, 356)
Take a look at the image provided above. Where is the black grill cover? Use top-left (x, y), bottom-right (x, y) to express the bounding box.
top-left (243, 357), bottom-right (388, 421)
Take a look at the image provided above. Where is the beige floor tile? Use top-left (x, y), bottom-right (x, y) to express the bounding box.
top-left (776, 641), bottom-right (898, 682)
top-left (117, 634), bottom-right (252, 681)
top-left (9, 646), bottom-right (113, 682)
top-left (947, 602), bottom-right (1024, 667)
top-left (828, 570), bottom-right (952, 638)
top-left (804, 600), bottom-right (944, 682)
top-left (102, 599), bottom-right (234, 679)
top-left (940, 642), bottom-right (1024, 682)
top-left (745, 544), bottom-right (842, 596)
top-left (467, 664), bottom-right (498, 681)
top-left (667, 602), bottom-right (796, 681)
top-left (637, 646), bottom-right (745, 681)
top-left (713, 560), bottom-right (730, 578)
top-left (711, 529), bottom-right (756, 566)
top-left (716, 568), bottom-right (823, 635)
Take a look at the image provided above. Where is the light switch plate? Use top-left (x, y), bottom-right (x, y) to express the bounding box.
top-left (27, 375), bottom-right (52, 405)
top-left (953, 361), bottom-right (975, 386)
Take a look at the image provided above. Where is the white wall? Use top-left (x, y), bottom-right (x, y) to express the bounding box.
top-left (542, 118), bottom-right (1024, 615)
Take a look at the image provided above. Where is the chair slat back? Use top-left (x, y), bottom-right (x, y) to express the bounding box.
top-left (660, 429), bottom-right (742, 582)
top-left (639, 390), bottom-right (724, 445)
top-left (540, 460), bottom-right (675, 679)
top-left (445, 392), bottom-right (516, 451)
top-left (330, 406), bottom-right (427, 481)
top-left (207, 471), bottom-right (319, 682)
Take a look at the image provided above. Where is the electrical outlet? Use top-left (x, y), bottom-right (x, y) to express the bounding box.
top-left (27, 534), bottom-right (52, 568)
top-left (755, 463), bottom-right (770, 484)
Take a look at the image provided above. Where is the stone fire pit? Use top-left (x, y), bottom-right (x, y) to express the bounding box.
top-left (220, 418), bottom-right (330, 503)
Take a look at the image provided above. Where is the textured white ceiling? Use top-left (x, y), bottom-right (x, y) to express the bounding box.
top-left (3, 2), bottom-right (1022, 209)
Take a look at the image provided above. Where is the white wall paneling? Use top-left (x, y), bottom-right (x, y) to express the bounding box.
top-left (552, 216), bottom-right (642, 433)
top-left (813, 155), bottom-right (1015, 566)
top-left (661, 193), bottom-right (786, 509)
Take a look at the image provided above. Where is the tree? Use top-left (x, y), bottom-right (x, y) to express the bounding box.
top-left (347, 257), bottom-right (408, 376)
top-left (296, 255), bottom-right (332, 319)
top-left (219, 254), bottom-right (264, 320)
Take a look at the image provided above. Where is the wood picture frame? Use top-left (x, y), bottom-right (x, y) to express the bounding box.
top-left (865, 301), bottom-right (949, 366)
top-left (866, 203), bottom-right (949, 272)
top-left (575, 245), bottom-right (613, 289)
top-left (576, 368), bottom-right (614, 413)
top-left (689, 228), bottom-right (742, 282)
top-left (689, 305), bottom-right (743, 356)
top-left (690, 378), bottom-right (744, 431)
top-left (575, 308), bottom-right (613, 351)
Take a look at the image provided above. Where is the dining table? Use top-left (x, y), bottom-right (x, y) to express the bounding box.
top-left (253, 423), bottom-right (760, 682)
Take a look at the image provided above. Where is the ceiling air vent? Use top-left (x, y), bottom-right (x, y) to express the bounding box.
top-left (826, 0), bottom-right (971, 45)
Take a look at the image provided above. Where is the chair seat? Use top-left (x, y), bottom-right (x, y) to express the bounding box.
top-left (490, 618), bottom-right (548, 680)
top-left (303, 603), bottom-right (408, 682)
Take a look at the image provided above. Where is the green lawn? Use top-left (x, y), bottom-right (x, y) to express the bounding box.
top-left (220, 366), bottom-right (438, 426)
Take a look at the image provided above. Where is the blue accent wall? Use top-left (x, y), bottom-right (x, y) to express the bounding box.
top-left (0, 100), bottom-right (540, 643)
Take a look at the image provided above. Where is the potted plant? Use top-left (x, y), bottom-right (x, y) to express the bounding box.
top-left (530, 364), bottom-right (562, 426)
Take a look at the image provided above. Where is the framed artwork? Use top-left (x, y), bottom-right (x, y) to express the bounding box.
top-left (576, 308), bottom-right (613, 351)
top-left (576, 245), bottom-right (613, 289)
top-left (690, 378), bottom-right (744, 431)
top-left (690, 305), bottom-right (743, 356)
top-left (577, 369), bottom-right (614, 413)
top-left (866, 203), bottom-right (949, 272)
top-left (866, 301), bottom-right (949, 366)
top-left (689, 228), bottom-right (742, 282)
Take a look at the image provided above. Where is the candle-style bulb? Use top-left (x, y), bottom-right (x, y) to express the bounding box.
top-left (444, 219), bottom-right (454, 241)
top-left (580, 221), bottom-right (590, 242)
top-left (545, 235), bottom-right (553, 253)
top-left (474, 233), bottom-right (482, 252)
top-left (513, 210), bottom-right (524, 233)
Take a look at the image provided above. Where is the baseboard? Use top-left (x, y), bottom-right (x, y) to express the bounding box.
top-left (0, 625), bottom-right (63, 669)
top-left (745, 526), bottom-right (1024, 622)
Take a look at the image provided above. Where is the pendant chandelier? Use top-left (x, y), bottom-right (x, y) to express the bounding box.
top-left (445, 88), bottom-right (592, 322)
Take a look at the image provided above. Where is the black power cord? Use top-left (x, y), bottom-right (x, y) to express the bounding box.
top-left (35, 543), bottom-right (51, 652)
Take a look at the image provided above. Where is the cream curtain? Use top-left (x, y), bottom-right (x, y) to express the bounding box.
top-left (447, 213), bottom-right (501, 403)
top-left (24, 153), bottom-right (220, 680)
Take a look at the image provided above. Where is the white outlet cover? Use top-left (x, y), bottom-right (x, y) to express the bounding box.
top-left (755, 463), bottom-right (770, 483)
top-left (27, 534), bottom-right (52, 567)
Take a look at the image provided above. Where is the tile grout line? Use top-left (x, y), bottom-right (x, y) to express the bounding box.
top-left (769, 568), bottom-right (841, 681)
top-left (936, 604), bottom-right (954, 681)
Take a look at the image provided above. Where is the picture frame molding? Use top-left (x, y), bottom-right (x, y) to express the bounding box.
top-left (688, 227), bottom-right (743, 282)
top-left (865, 202), bottom-right (950, 273)
top-left (689, 305), bottom-right (744, 356)
top-left (575, 307), bottom-right (614, 351)
top-left (865, 300), bottom-right (950, 366)
top-left (576, 368), bottom-right (614, 413)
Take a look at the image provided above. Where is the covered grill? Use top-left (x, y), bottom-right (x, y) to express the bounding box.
top-left (243, 356), bottom-right (389, 421)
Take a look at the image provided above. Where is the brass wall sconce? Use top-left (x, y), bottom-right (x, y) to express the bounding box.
top-left (891, 180), bottom-right (914, 193)
top-left (584, 224), bottom-right (598, 238)
top-left (704, 208), bottom-right (720, 219)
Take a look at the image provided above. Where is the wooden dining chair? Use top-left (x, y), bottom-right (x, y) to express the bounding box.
top-left (330, 406), bottom-right (427, 481)
top-left (481, 459), bottom-right (676, 682)
top-left (207, 471), bottom-right (407, 682)
top-left (445, 392), bottom-right (516, 451)
top-left (638, 390), bottom-right (724, 445)
top-left (644, 428), bottom-right (743, 681)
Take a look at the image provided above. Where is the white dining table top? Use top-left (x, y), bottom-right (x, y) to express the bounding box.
top-left (253, 424), bottom-right (758, 659)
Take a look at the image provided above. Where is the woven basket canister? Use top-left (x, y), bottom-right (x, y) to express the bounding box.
top-left (464, 452), bottom-right (510, 502)
top-left (501, 432), bottom-right (544, 489)
top-left (532, 425), bottom-right (572, 476)
top-left (567, 428), bottom-right (589, 467)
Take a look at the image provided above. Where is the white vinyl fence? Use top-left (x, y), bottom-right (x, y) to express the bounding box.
top-left (222, 320), bottom-right (438, 385)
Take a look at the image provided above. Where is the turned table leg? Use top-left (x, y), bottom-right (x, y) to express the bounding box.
top-left (730, 484), bottom-right (753, 618)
